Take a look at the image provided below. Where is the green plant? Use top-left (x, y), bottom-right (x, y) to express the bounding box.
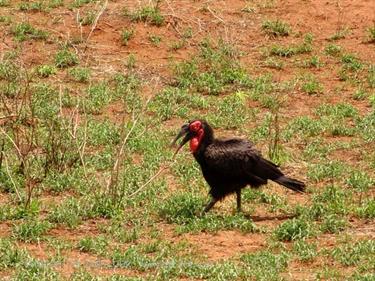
top-left (303, 55), bottom-right (323, 68)
top-left (68, 67), bottom-right (90, 82)
top-left (262, 19), bottom-right (291, 36)
top-left (111, 246), bottom-right (155, 271)
top-left (328, 27), bottom-right (350, 41)
top-left (48, 0), bottom-right (63, 8)
top-left (174, 39), bottom-right (251, 95)
top-left (269, 34), bottom-right (313, 57)
top-left (241, 250), bottom-right (290, 280)
top-left (324, 44), bottom-right (342, 56)
top-left (36, 65), bottom-right (57, 78)
top-left (0, 0), bottom-right (10, 7)
top-left (0, 239), bottom-right (30, 269)
top-left (315, 103), bottom-right (358, 118)
top-left (71, 0), bottom-right (96, 8)
top-left (84, 119), bottom-right (120, 145)
top-left (0, 15), bottom-right (12, 24)
top-left (264, 57), bottom-right (284, 69)
top-left (14, 258), bottom-right (61, 280)
top-left (12, 22), bottom-right (48, 41)
top-left (307, 161), bottom-right (345, 182)
top-left (12, 219), bottom-right (52, 242)
top-left (301, 75), bottom-right (323, 95)
top-left (356, 199), bottom-right (375, 219)
top-left (356, 110), bottom-right (375, 143)
top-left (19, 1), bottom-right (45, 11)
top-left (148, 34), bottom-right (161, 46)
top-left (121, 29), bottom-right (134, 46)
top-left (79, 10), bottom-right (96, 25)
top-left (341, 53), bottom-right (363, 71)
top-left (158, 192), bottom-right (205, 224)
top-left (366, 25), bottom-right (375, 43)
top-left (82, 82), bottom-right (113, 114)
top-left (170, 40), bottom-right (186, 51)
top-left (130, 6), bottom-right (164, 26)
top-left (320, 214), bottom-right (346, 233)
top-left (368, 65), bottom-right (375, 88)
top-left (346, 170), bottom-right (373, 192)
top-left (274, 218), bottom-right (313, 241)
top-left (352, 88), bottom-right (368, 100)
top-left (47, 198), bottom-right (84, 228)
top-left (126, 53), bottom-right (136, 69)
top-left (370, 94), bottom-right (375, 108)
top-left (77, 236), bottom-right (108, 255)
top-left (55, 49), bottom-right (79, 68)
top-left (331, 240), bottom-right (375, 267)
top-left (293, 240), bottom-right (318, 262)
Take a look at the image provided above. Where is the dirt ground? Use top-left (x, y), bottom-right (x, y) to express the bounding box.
top-left (0, 0), bottom-right (374, 280)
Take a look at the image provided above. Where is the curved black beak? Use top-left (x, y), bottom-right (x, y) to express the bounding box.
top-left (171, 124), bottom-right (191, 156)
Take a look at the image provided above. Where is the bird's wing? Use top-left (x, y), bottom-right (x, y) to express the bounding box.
top-left (204, 138), bottom-right (282, 180)
top-left (204, 139), bottom-right (260, 171)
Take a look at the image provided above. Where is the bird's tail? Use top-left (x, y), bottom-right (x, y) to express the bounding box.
top-left (274, 176), bottom-right (306, 193)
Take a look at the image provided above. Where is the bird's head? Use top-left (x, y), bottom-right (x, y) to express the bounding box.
top-left (171, 120), bottom-right (214, 156)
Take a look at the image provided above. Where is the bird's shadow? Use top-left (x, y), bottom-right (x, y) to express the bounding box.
top-left (242, 213), bottom-right (297, 222)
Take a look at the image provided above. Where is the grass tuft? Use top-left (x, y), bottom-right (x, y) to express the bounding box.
top-left (274, 218), bottom-right (313, 241)
top-left (262, 19), bottom-right (291, 37)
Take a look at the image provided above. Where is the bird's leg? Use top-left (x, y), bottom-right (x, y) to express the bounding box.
top-left (236, 190), bottom-right (242, 213)
top-left (202, 197), bottom-right (218, 214)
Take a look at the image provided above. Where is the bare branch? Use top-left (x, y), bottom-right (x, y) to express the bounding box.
top-left (2, 152), bottom-right (22, 202)
top-left (85, 0), bottom-right (108, 45)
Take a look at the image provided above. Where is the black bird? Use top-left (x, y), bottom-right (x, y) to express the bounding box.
top-left (172, 120), bottom-right (305, 214)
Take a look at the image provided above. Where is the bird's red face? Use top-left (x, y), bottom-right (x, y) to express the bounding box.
top-left (188, 120), bottom-right (204, 153)
top-left (171, 120), bottom-right (205, 155)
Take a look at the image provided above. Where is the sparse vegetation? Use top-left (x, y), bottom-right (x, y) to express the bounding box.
top-left (0, 0), bottom-right (10, 7)
top-left (121, 29), bottom-right (134, 46)
top-left (268, 34), bottom-right (313, 57)
top-left (262, 19), bottom-right (291, 37)
top-left (301, 74), bottom-right (323, 95)
top-left (36, 65), bottom-right (57, 78)
top-left (366, 25), bottom-right (375, 43)
top-left (325, 43), bottom-right (342, 56)
top-left (0, 0), bottom-right (374, 279)
top-left (12, 22), bottom-right (48, 41)
top-left (274, 218), bottom-right (313, 241)
top-left (127, 6), bottom-right (164, 26)
top-left (55, 48), bottom-right (79, 68)
top-left (328, 27), bottom-right (350, 41)
top-left (68, 66), bottom-right (91, 82)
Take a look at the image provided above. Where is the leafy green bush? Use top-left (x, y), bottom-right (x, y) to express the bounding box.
top-left (274, 218), bottom-right (313, 241)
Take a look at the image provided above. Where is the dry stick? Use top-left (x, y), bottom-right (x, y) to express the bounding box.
top-left (106, 95), bottom-right (153, 192)
top-left (0, 115), bottom-right (17, 120)
top-left (2, 153), bottom-right (22, 202)
top-left (206, 5), bottom-right (225, 24)
top-left (74, 100), bottom-right (88, 179)
top-left (58, 87), bottom-right (88, 179)
top-left (0, 140), bottom-right (3, 170)
top-left (76, 10), bottom-right (83, 42)
top-left (128, 158), bottom-right (176, 198)
top-left (85, 0), bottom-right (108, 49)
top-left (0, 127), bottom-right (23, 161)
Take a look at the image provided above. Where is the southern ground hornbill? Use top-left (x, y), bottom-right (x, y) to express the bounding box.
top-left (172, 120), bottom-right (305, 214)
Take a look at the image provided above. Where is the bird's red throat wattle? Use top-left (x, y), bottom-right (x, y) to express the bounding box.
top-left (190, 129), bottom-right (204, 153)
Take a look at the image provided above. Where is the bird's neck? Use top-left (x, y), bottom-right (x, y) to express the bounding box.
top-left (191, 131), bottom-right (215, 156)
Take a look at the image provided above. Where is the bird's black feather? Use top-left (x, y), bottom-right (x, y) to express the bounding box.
top-left (188, 121), bottom-right (305, 210)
